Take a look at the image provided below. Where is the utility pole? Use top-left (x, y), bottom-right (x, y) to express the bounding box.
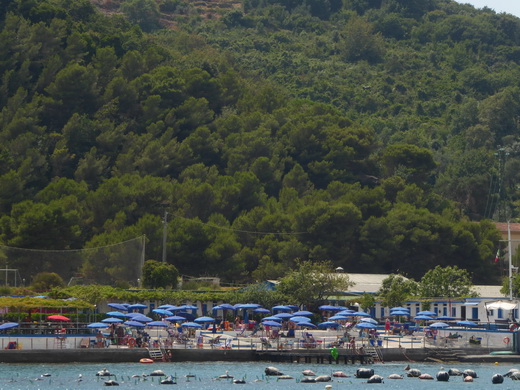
top-left (162, 210), bottom-right (168, 263)
top-left (509, 221), bottom-right (513, 300)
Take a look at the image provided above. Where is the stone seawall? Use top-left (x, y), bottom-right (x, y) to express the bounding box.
top-left (0, 348), bottom-right (421, 364)
top-left (0, 347), bottom-right (513, 364)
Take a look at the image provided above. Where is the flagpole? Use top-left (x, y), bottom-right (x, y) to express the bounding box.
top-left (509, 221), bottom-right (513, 300)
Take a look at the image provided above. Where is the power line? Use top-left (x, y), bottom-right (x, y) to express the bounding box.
top-left (0, 235), bottom-right (145, 253)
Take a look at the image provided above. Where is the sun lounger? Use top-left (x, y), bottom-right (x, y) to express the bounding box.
top-left (260, 337), bottom-right (272, 349)
top-left (80, 338), bottom-right (90, 348)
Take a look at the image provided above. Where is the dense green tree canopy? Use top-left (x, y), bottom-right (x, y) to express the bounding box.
top-left (0, 0), bottom-right (514, 287)
top-left (418, 265), bottom-right (477, 298)
top-left (277, 260), bottom-right (353, 308)
top-left (142, 260), bottom-right (179, 289)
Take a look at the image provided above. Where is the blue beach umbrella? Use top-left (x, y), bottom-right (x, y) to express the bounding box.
top-left (390, 307), bottom-right (409, 312)
top-left (167, 306), bottom-right (185, 311)
top-left (153, 309), bottom-right (173, 316)
top-left (297, 322), bottom-right (317, 329)
top-left (87, 322), bottom-right (108, 329)
top-left (391, 310), bottom-right (410, 316)
top-left (128, 303), bottom-right (147, 310)
top-left (147, 321), bottom-right (168, 327)
top-left (107, 303), bottom-right (129, 311)
top-left (157, 304), bottom-right (175, 310)
top-left (106, 311), bottom-right (127, 318)
top-left (165, 315), bottom-right (186, 322)
top-left (132, 315), bottom-right (153, 323)
top-left (337, 310), bottom-right (356, 316)
top-left (101, 317), bottom-right (124, 323)
top-left (292, 310), bottom-right (313, 317)
top-left (417, 311), bottom-right (437, 316)
top-left (181, 322), bottom-right (202, 329)
top-left (318, 321), bottom-right (340, 329)
top-left (181, 304), bottom-right (198, 311)
top-left (253, 308), bottom-right (270, 314)
top-left (236, 303), bottom-right (261, 309)
top-left (218, 304), bottom-right (236, 310)
top-left (360, 318), bottom-right (378, 324)
top-left (0, 322), bottom-right (19, 330)
top-left (262, 316), bottom-right (282, 322)
top-left (319, 305), bottom-right (342, 311)
top-left (124, 320), bottom-right (146, 328)
top-left (430, 322), bottom-right (450, 328)
top-left (274, 313), bottom-right (293, 320)
top-left (457, 320), bottom-right (477, 327)
top-left (194, 316), bottom-right (215, 323)
top-left (272, 305), bottom-right (292, 312)
top-left (289, 316), bottom-right (312, 323)
top-left (436, 316), bottom-right (455, 321)
top-left (262, 320), bottom-right (283, 327)
top-left (414, 315), bottom-right (434, 321)
top-left (354, 312), bottom-right (372, 317)
top-left (356, 322), bottom-right (377, 329)
top-left (328, 315), bottom-right (348, 321)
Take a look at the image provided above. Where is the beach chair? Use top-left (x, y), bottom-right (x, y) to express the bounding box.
top-left (250, 325), bottom-right (260, 336)
top-left (80, 338), bottom-right (90, 348)
top-left (301, 334), bottom-right (317, 349)
top-left (260, 337), bottom-right (272, 349)
top-left (220, 337), bottom-right (232, 350)
top-left (209, 335), bottom-right (222, 348)
top-left (235, 326), bottom-right (246, 337)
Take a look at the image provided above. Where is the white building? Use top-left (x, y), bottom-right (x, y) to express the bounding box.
top-left (332, 273), bottom-right (518, 326)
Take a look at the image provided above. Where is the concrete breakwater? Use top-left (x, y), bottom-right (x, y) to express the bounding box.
top-left (0, 348), bottom-right (406, 364)
top-left (0, 347), bottom-right (512, 364)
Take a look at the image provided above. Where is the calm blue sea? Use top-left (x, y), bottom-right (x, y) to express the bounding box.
top-left (0, 361), bottom-right (517, 389)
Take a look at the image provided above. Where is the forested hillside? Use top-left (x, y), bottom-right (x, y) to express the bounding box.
top-left (0, 0), bottom-right (515, 286)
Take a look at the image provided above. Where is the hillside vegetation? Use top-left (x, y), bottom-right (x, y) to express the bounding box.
top-left (0, 0), bottom-right (516, 286)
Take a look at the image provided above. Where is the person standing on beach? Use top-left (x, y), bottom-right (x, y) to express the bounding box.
top-left (385, 318), bottom-right (391, 334)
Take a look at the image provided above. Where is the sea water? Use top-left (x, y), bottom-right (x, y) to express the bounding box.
top-left (0, 361), bottom-right (518, 389)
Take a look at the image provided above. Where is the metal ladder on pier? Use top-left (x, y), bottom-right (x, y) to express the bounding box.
top-left (364, 345), bottom-right (384, 363)
top-left (148, 348), bottom-right (165, 361)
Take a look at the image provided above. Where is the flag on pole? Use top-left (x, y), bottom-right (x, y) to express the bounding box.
top-left (494, 249), bottom-right (500, 263)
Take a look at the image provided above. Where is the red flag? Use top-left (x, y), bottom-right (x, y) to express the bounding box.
top-left (494, 249), bottom-right (500, 263)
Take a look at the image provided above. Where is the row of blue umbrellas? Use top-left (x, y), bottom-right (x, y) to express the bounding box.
top-left (88, 320), bottom-right (205, 329)
top-left (108, 303), bottom-right (197, 312)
